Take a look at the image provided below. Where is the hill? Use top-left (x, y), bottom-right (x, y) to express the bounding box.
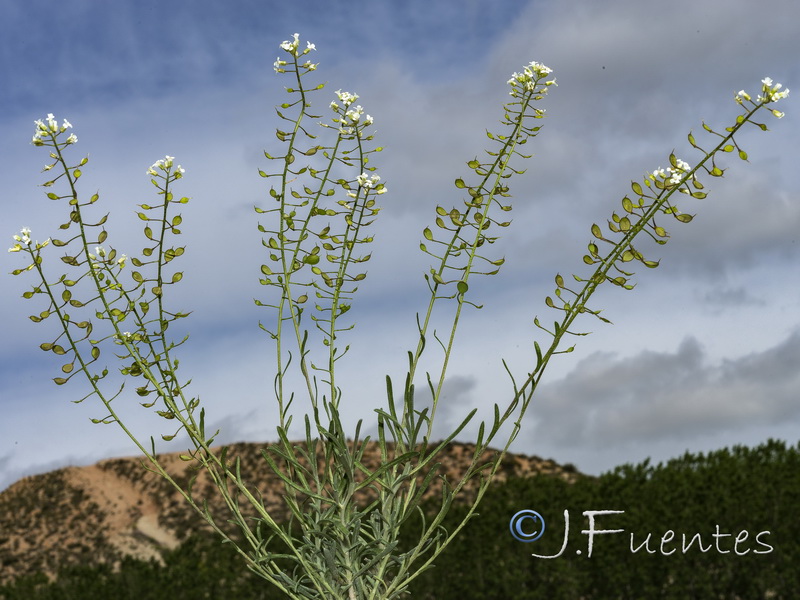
top-left (0, 440), bottom-right (580, 587)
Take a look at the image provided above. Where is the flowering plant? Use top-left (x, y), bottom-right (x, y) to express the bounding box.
top-left (9, 32), bottom-right (789, 599)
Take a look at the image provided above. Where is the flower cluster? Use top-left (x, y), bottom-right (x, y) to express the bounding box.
top-left (31, 113), bottom-right (77, 146)
top-left (356, 173), bottom-right (381, 189)
top-left (13, 227), bottom-right (31, 246)
top-left (147, 155), bottom-right (185, 177)
top-left (758, 77), bottom-right (790, 103)
top-left (274, 32), bottom-right (316, 72)
top-left (8, 227), bottom-right (50, 253)
top-left (736, 77), bottom-right (789, 118)
top-left (508, 61), bottom-right (556, 96)
top-left (344, 104), bottom-right (371, 125)
top-left (333, 90), bottom-right (358, 107)
top-left (330, 90), bottom-right (374, 135)
top-left (346, 172), bottom-right (386, 199)
top-left (279, 32), bottom-right (315, 56)
top-left (650, 158), bottom-right (692, 188)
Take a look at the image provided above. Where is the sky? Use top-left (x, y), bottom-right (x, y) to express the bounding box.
top-left (1, 0), bottom-right (798, 493)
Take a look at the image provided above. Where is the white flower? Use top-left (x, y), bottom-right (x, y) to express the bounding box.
top-left (356, 173), bottom-right (381, 189)
top-left (8, 229), bottom-right (48, 253)
top-left (274, 57), bottom-right (285, 73)
top-left (528, 61), bottom-right (552, 77)
top-left (8, 228), bottom-right (31, 251)
top-left (148, 155), bottom-right (183, 176)
top-left (280, 32), bottom-right (300, 56)
top-left (667, 159), bottom-right (691, 186)
top-left (345, 105), bottom-right (364, 123)
top-left (306, 41), bottom-right (316, 52)
top-left (12, 227), bottom-right (33, 246)
top-left (335, 90), bottom-right (359, 106)
top-left (95, 246), bottom-right (106, 258)
top-left (365, 114), bottom-right (374, 125)
top-left (117, 254), bottom-right (128, 268)
top-left (66, 133), bottom-right (78, 144)
top-left (508, 61), bottom-right (555, 95)
top-left (31, 114), bottom-right (73, 144)
top-left (758, 77), bottom-right (790, 103)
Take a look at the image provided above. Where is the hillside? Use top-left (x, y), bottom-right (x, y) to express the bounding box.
top-left (0, 441), bottom-right (580, 586)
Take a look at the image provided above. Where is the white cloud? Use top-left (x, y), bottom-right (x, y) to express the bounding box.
top-left (525, 330), bottom-right (800, 460)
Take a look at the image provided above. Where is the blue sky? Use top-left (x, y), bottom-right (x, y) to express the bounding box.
top-left (2, 0), bottom-right (799, 491)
